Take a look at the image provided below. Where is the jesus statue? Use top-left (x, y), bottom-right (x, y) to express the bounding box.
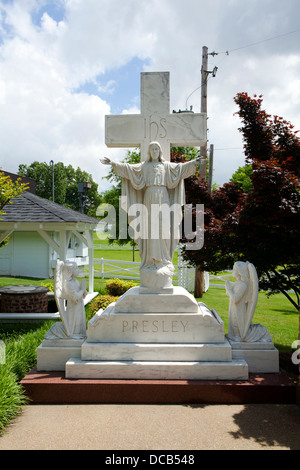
top-left (100, 141), bottom-right (200, 290)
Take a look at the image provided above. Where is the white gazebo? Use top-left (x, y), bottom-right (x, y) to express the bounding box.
top-left (0, 191), bottom-right (99, 296)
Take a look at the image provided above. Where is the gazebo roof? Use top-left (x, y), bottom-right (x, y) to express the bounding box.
top-left (1, 192), bottom-right (100, 225)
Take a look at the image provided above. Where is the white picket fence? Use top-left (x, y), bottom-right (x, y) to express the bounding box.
top-left (94, 258), bottom-right (146, 282)
top-left (93, 248), bottom-right (233, 293)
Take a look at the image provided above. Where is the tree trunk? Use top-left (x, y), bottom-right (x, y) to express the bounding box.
top-left (194, 267), bottom-right (203, 298)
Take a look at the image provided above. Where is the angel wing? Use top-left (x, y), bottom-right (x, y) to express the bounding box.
top-left (54, 260), bottom-right (71, 337)
top-left (241, 262), bottom-right (259, 340)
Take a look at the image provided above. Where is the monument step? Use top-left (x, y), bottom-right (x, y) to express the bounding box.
top-left (81, 340), bottom-right (232, 362)
top-left (65, 358), bottom-right (248, 380)
top-left (21, 367), bottom-right (297, 405)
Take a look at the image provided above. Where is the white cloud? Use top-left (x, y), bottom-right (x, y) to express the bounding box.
top-left (122, 105), bottom-right (140, 115)
top-left (0, 0), bottom-right (300, 191)
top-left (97, 80), bottom-right (116, 95)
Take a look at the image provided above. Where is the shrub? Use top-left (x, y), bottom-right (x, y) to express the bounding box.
top-left (86, 294), bottom-right (118, 321)
top-left (0, 321), bottom-right (54, 433)
top-left (41, 282), bottom-right (54, 292)
top-left (0, 366), bottom-right (28, 433)
top-left (105, 278), bottom-right (137, 296)
top-left (86, 279), bottom-right (136, 322)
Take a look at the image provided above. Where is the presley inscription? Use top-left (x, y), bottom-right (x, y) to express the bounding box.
top-left (122, 319), bottom-right (189, 333)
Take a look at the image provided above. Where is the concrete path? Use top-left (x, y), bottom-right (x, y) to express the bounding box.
top-left (0, 403), bottom-right (300, 450)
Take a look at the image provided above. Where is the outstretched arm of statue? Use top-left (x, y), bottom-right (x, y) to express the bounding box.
top-left (178, 156), bottom-right (202, 179)
top-left (100, 157), bottom-right (113, 165)
top-left (100, 157), bottom-right (135, 181)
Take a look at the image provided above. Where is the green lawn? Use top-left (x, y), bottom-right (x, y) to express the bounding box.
top-left (92, 241), bottom-right (178, 280)
top-left (0, 277), bottom-right (54, 287)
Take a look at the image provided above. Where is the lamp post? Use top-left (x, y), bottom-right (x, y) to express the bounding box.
top-left (78, 182), bottom-right (92, 213)
top-left (49, 160), bottom-right (54, 202)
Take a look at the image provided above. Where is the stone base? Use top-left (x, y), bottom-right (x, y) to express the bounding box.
top-left (113, 286), bottom-right (199, 313)
top-left (87, 303), bottom-right (224, 344)
top-left (228, 337), bottom-right (279, 373)
top-left (65, 357), bottom-right (249, 380)
top-left (232, 348), bottom-right (279, 373)
top-left (37, 337), bottom-right (85, 371)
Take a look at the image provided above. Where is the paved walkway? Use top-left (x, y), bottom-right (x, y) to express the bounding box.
top-left (0, 403), bottom-right (300, 450)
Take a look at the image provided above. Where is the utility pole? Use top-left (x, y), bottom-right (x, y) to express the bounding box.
top-left (194, 46), bottom-right (208, 298)
top-left (200, 46), bottom-right (208, 180)
top-left (49, 160), bottom-right (54, 202)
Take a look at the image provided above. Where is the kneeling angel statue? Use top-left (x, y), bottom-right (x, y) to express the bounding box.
top-left (45, 261), bottom-right (87, 339)
top-left (226, 261), bottom-right (272, 343)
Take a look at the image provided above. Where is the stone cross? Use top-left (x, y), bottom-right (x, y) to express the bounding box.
top-left (105, 72), bottom-right (207, 161)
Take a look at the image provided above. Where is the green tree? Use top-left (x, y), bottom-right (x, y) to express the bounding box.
top-left (230, 164), bottom-right (253, 192)
top-left (103, 149), bottom-right (141, 188)
top-left (18, 161), bottom-right (101, 216)
top-left (0, 170), bottom-right (29, 247)
top-left (63, 165), bottom-right (101, 216)
top-left (18, 162), bottom-right (53, 200)
top-left (100, 150), bottom-right (140, 249)
top-left (0, 172), bottom-right (28, 216)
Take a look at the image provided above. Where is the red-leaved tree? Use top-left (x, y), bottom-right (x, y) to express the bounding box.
top-left (182, 94), bottom-right (300, 326)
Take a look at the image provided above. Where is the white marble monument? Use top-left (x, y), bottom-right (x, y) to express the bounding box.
top-left (105, 71), bottom-right (206, 162)
top-left (37, 261), bottom-right (87, 370)
top-left (226, 261), bottom-right (279, 373)
top-left (101, 141), bottom-right (200, 290)
top-left (37, 72), bottom-right (278, 379)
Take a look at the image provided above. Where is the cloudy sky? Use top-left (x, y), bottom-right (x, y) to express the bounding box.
top-left (0, 0), bottom-right (300, 192)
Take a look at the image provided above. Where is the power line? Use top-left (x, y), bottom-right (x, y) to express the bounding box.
top-left (185, 27), bottom-right (300, 108)
top-left (185, 84), bottom-right (202, 109)
top-left (221, 27), bottom-right (300, 55)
